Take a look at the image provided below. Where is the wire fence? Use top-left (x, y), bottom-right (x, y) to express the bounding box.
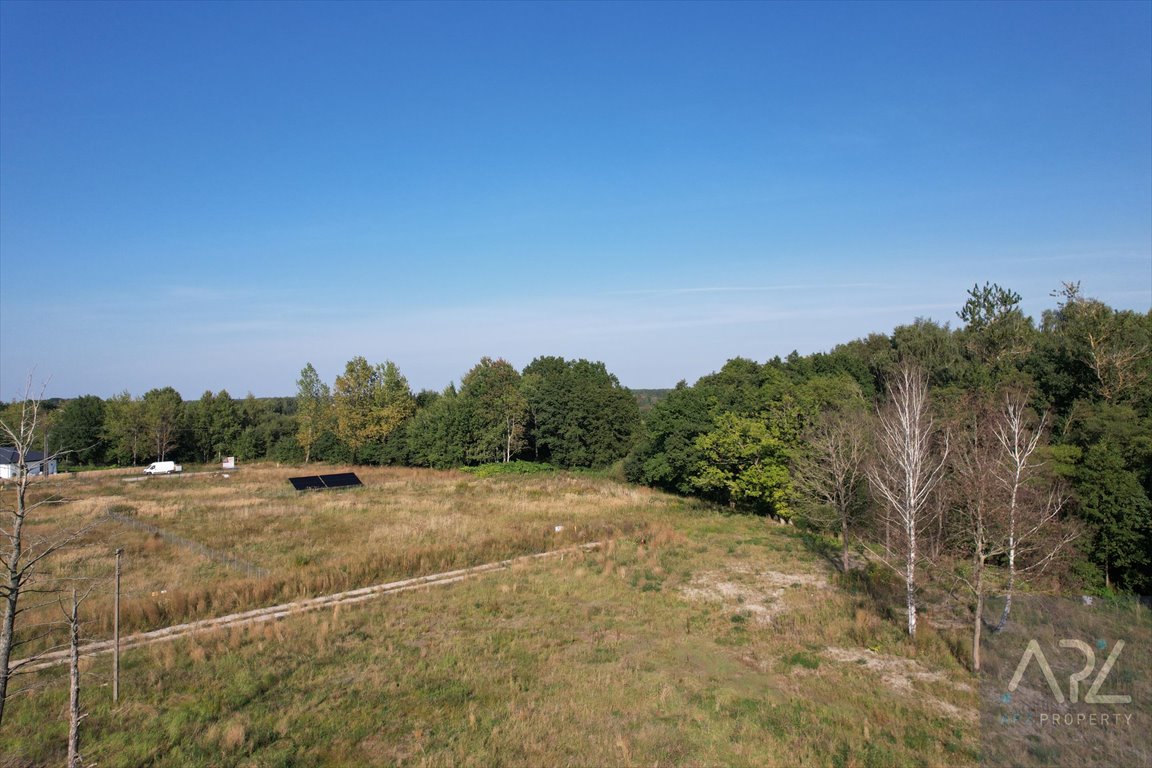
top-left (105, 511), bottom-right (269, 579)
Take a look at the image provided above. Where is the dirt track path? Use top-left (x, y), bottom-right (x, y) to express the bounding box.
top-left (18, 542), bottom-right (602, 673)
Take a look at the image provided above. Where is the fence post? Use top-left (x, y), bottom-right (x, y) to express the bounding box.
top-left (113, 548), bottom-right (122, 704)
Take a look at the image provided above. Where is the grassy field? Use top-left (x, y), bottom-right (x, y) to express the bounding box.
top-left (14, 465), bottom-right (656, 644)
top-left (3, 465), bottom-right (983, 766)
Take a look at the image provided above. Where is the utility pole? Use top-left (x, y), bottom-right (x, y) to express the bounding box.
top-left (113, 548), bottom-right (122, 704)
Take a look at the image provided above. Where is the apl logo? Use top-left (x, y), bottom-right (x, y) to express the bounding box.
top-left (1005, 639), bottom-right (1131, 705)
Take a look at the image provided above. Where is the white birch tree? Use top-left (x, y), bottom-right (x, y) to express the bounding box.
top-left (953, 388), bottom-right (1078, 668)
top-left (866, 362), bottom-right (949, 638)
top-left (992, 390), bottom-right (1077, 631)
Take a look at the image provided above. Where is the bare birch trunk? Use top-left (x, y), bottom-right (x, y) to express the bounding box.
top-left (995, 551), bottom-right (1015, 633)
top-left (973, 560), bottom-right (985, 672)
top-left (905, 528), bottom-right (917, 637)
top-left (866, 362), bottom-right (948, 639)
top-left (67, 589), bottom-right (84, 768)
top-left (993, 392), bottom-right (1043, 633)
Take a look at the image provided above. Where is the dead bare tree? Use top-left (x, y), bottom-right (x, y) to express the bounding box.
top-left (952, 389), bottom-right (1079, 670)
top-left (866, 362), bottom-right (949, 638)
top-left (951, 396), bottom-right (1008, 671)
top-left (992, 389), bottom-right (1078, 631)
top-left (793, 408), bottom-right (868, 573)
top-left (66, 587), bottom-right (92, 768)
top-left (1056, 283), bottom-right (1150, 403)
top-left (989, 389), bottom-right (1042, 633)
top-left (0, 380), bottom-right (93, 727)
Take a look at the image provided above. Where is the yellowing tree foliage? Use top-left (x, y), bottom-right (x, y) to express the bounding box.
top-left (333, 357), bottom-right (415, 461)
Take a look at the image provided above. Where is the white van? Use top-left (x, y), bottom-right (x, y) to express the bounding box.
top-left (144, 461), bottom-right (182, 475)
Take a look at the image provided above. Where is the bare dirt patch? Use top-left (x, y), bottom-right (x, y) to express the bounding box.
top-left (823, 646), bottom-right (976, 722)
top-left (681, 565), bottom-right (831, 623)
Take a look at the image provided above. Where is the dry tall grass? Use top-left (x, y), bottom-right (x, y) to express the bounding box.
top-left (0, 465), bottom-right (1011, 768)
top-left (11, 465), bottom-right (666, 654)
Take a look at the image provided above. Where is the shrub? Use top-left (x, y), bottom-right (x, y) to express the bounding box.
top-left (460, 461), bottom-right (556, 478)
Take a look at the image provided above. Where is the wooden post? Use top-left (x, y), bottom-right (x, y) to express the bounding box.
top-left (113, 548), bottom-right (122, 704)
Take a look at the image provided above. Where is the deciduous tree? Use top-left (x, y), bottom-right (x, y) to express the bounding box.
top-left (951, 395), bottom-right (1003, 670)
top-left (521, 357), bottom-right (640, 469)
top-left (1075, 441), bottom-right (1151, 592)
top-left (334, 357), bottom-right (415, 462)
top-left (141, 386), bottom-right (183, 461)
top-left (866, 362), bottom-right (950, 637)
top-left (459, 358), bottom-right (528, 464)
top-left (793, 407), bottom-right (868, 572)
top-left (1048, 282), bottom-right (1152, 405)
top-left (102, 391), bottom-right (146, 466)
top-left (406, 386), bottom-right (468, 469)
top-left (952, 389), bottom-right (1076, 667)
top-left (296, 363), bottom-right (332, 464)
top-left (624, 381), bottom-right (712, 495)
top-left (0, 383), bottom-right (94, 726)
top-left (691, 413), bottom-right (793, 517)
top-left (52, 395), bottom-right (106, 467)
top-left (190, 390), bottom-right (241, 463)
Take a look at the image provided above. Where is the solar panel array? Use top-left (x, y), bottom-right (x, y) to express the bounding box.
top-left (321, 472), bottom-right (362, 488)
top-left (288, 472), bottom-right (363, 491)
top-left (288, 475), bottom-right (326, 491)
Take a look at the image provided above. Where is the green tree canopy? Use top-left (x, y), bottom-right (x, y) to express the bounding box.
top-left (892, 318), bottom-right (965, 389)
top-left (1074, 441), bottom-right (1152, 592)
top-left (334, 357), bottom-right (416, 462)
top-left (141, 386), bottom-right (183, 461)
top-left (406, 385), bottom-right (468, 469)
top-left (521, 356), bottom-right (640, 469)
top-left (51, 395), bottom-right (106, 466)
top-left (189, 390), bottom-right (241, 463)
top-left (458, 358), bottom-right (527, 464)
top-left (624, 381), bottom-right (714, 495)
top-left (957, 282), bottom-right (1035, 373)
top-left (296, 363), bottom-right (332, 464)
top-left (102, 391), bottom-right (146, 466)
top-left (690, 412), bottom-right (793, 517)
top-left (1044, 283), bottom-right (1152, 405)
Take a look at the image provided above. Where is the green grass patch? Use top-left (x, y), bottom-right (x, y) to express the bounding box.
top-left (782, 650), bottom-right (821, 670)
top-left (459, 460), bottom-right (556, 477)
top-left (4, 466), bottom-right (981, 767)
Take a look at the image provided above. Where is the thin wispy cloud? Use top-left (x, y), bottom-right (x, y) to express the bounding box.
top-left (607, 283), bottom-right (880, 296)
top-left (1003, 254), bottom-right (1149, 266)
top-left (1, 2), bottom-right (1147, 397)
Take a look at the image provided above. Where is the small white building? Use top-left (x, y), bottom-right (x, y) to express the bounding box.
top-left (0, 447), bottom-right (58, 480)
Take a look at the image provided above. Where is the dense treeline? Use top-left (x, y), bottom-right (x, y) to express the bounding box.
top-left (626, 282), bottom-right (1151, 597)
top-left (0, 389), bottom-right (301, 469)
top-left (4, 282), bottom-right (1148, 598)
top-left (296, 355), bottom-right (642, 471)
top-left (5, 355), bottom-right (642, 473)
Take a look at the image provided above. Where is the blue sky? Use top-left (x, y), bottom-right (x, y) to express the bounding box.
top-left (2, 1), bottom-right (1149, 399)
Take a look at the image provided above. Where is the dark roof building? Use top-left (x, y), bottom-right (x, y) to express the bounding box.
top-left (0, 447), bottom-right (46, 464)
top-left (0, 447), bottom-right (57, 479)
